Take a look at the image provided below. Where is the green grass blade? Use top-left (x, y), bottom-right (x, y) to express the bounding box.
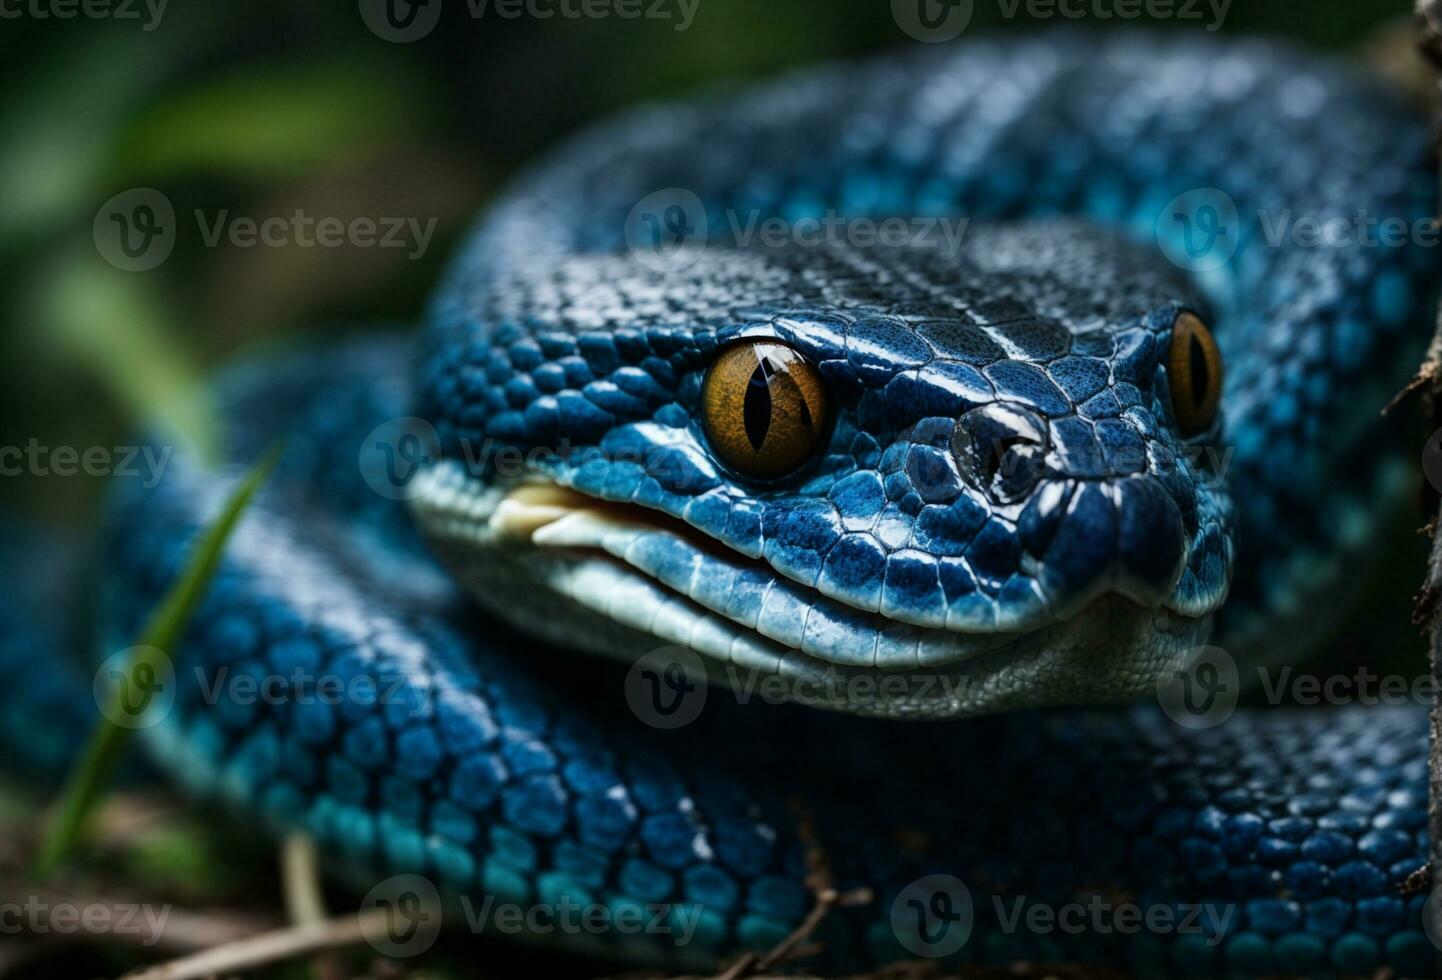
top-left (38, 249), bottom-right (216, 463)
top-left (33, 442), bottom-right (285, 878)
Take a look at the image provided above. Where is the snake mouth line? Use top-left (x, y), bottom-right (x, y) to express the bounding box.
top-left (411, 465), bottom-right (1194, 678)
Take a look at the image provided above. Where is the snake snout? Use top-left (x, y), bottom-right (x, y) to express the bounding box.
top-left (1020, 474), bottom-right (1190, 616)
top-left (949, 401), bottom-right (1195, 615)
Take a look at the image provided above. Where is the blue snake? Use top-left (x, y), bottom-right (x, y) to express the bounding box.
top-left (1, 29), bottom-right (1438, 977)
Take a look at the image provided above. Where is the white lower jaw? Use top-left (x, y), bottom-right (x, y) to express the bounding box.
top-left (411, 469), bottom-right (836, 678)
top-left (409, 462), bottom-right (1211, 718)
top-left (413, 463), bottom-right (1023, 669)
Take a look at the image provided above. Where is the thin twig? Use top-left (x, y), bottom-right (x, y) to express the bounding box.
top-left (282, 834), bottom-right (327, 925)
top-left (282, 833), bottom-right (346, 980)
top-left (715, 802), bottom-right (875, 979)
top-left (118, 909), bottom-right (388, 980)
top-left (1400, 864), bottom-right (1432, 896)
top-left (714, 951), bottom-right (759, 980)
top-left (754, 886), bottom-right (873, 974)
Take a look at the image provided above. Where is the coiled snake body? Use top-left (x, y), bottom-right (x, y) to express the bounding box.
top-left (2, 30), bottom-right (1439, 977)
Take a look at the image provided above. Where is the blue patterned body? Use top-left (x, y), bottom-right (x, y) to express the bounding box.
top-left (83, 341), bottom-right (1436, 976)
top-left (421, 31), bottom-right (1437, 688)
top-left (1, 30), bottom-right (1438, 977)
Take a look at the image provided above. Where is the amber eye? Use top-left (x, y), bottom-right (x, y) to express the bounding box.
top-left (1168, 312), bottom-right (1223, 438)
top-left (702, 341), bottom-right (829, 479)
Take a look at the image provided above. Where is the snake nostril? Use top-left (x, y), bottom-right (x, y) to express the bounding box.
top-left (952, 403), bottom-right (1050, 504)
top-left (982, 436), bottom-right (1029, 486)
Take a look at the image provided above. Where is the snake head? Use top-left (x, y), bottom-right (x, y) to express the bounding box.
top-left (414, 224), bottom-right (1232, 716)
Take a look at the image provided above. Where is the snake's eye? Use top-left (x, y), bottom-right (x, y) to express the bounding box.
top-left (1167, 312), bottom-right (1223, 437)
top-left (702, 340), bottom-right (829, 479)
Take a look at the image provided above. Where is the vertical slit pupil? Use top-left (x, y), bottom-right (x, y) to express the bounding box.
top-left (744, 357), bottom-right (776, 451)
top-left (1188, 334), bottom-right (1210, 407)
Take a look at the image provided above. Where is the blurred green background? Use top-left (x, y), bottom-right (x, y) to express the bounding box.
top-left (0, 0), bottom-right (1418, 526)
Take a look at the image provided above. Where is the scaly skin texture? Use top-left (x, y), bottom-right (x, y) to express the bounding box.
top-left (83, 342), bottom-right (1435, 976)
top-left (0, 30), bottom-right (1438, 977)
top-left (417, 226), bottom-right (1226, 714)
top-left (418, 31), bottom-right (1436, 701)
